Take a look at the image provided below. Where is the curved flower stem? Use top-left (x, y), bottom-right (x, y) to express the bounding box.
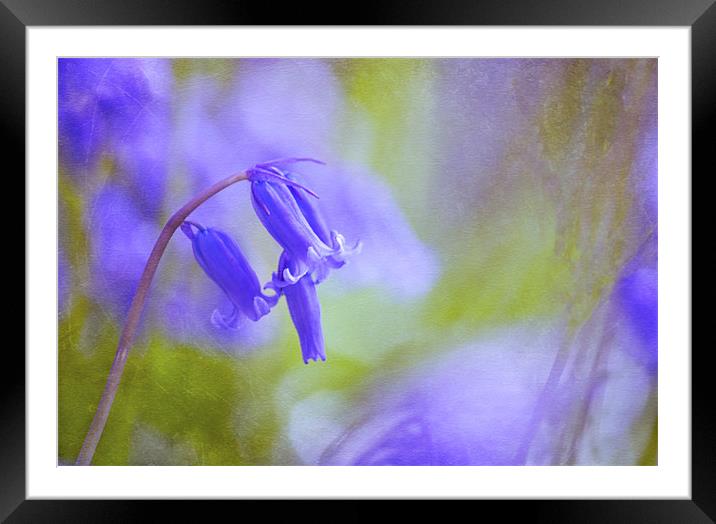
top-left (75, 171), bottom-right (249, 466)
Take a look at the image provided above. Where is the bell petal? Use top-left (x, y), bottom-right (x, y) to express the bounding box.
top-left (183, 222), bottom-right (276, 325)
top-left (269, 251), bottom-right (326, 363)
top-left (250, 162), bottom-right (360, 283)
top-left (284, 272), bottom-right (326, 364)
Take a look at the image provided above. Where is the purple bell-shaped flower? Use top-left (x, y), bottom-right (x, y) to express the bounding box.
top-left (268, 251), bottom-right (326, 364)
top-left (181, 221), bottom-right (278, 329)
top-left (248, 158), bottom-right (360, 284)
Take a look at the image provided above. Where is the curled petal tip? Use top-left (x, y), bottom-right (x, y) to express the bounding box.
top-left (283, 266), bottom-right (306, 284)
top-left (181, 220), bottom-right (208, 240)
top-left (262, 285), bottom-right (281, 301)
top-left (307, 246), bottom-right (323, 265)
top-left (263, 278), bottom-right (280, 293)
top-left (332, 231), bottom-right (345, 250)
top-left (327, 231), bottom-right (362, 264)
top-left (253, 296), bottom-right (272, 319)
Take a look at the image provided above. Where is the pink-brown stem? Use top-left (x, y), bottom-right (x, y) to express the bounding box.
top-left (75, 171), bottom-right (249, 466)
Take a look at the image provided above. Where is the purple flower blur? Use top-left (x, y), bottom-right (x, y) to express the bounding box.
top-left (59, 59), bottom-right (152, 167)
top-left (617, 265), bottom-right (657, 373)
top-left (86, 184), bottom-right (157, 314)
top-left (310, 322), bottom-right (654, 466)
top-left (59, 58), bottom-right (171, 217)
top-left (181, 222), bottom-right (278, 328)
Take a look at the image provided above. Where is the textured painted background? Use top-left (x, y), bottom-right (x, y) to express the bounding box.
top-left (58, 58), bottom-right (657, 465)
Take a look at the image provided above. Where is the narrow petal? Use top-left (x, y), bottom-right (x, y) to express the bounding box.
top-left (250, 180), bottom-right (335, 275)
top-left (249, 163), bottom-right (360, 283)
top-left (273, 252), bottom-right (326, 363)
top-left (287, 176), bottom-right (331, 245)
top-left (284, 274), bottom-right (326, 364)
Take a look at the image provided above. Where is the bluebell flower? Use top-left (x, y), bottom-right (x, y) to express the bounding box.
top-left (248, 159), bottom-right (360, 284)
top-left (159, 260), bottom-right (281, 354)
top-left (181, 221), bottom-right (278, 328)
top-left (269, 252), bottom-right (326, 364)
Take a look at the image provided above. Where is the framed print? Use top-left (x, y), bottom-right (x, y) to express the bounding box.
top-left (8, 0), bottom-right (712, 520)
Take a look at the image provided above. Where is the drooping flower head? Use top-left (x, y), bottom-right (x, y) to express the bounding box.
top-left (181, 221), bottom-right (278, 328)
top-left (269, 251), bottom-right (326, 364)
top-left (179, 158), bottom-right (362, 364)
top-left (248, 158), bottom-right (360, 285)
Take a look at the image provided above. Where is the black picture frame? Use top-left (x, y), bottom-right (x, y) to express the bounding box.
top-left (6, 0), bottom-right (710, 520)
